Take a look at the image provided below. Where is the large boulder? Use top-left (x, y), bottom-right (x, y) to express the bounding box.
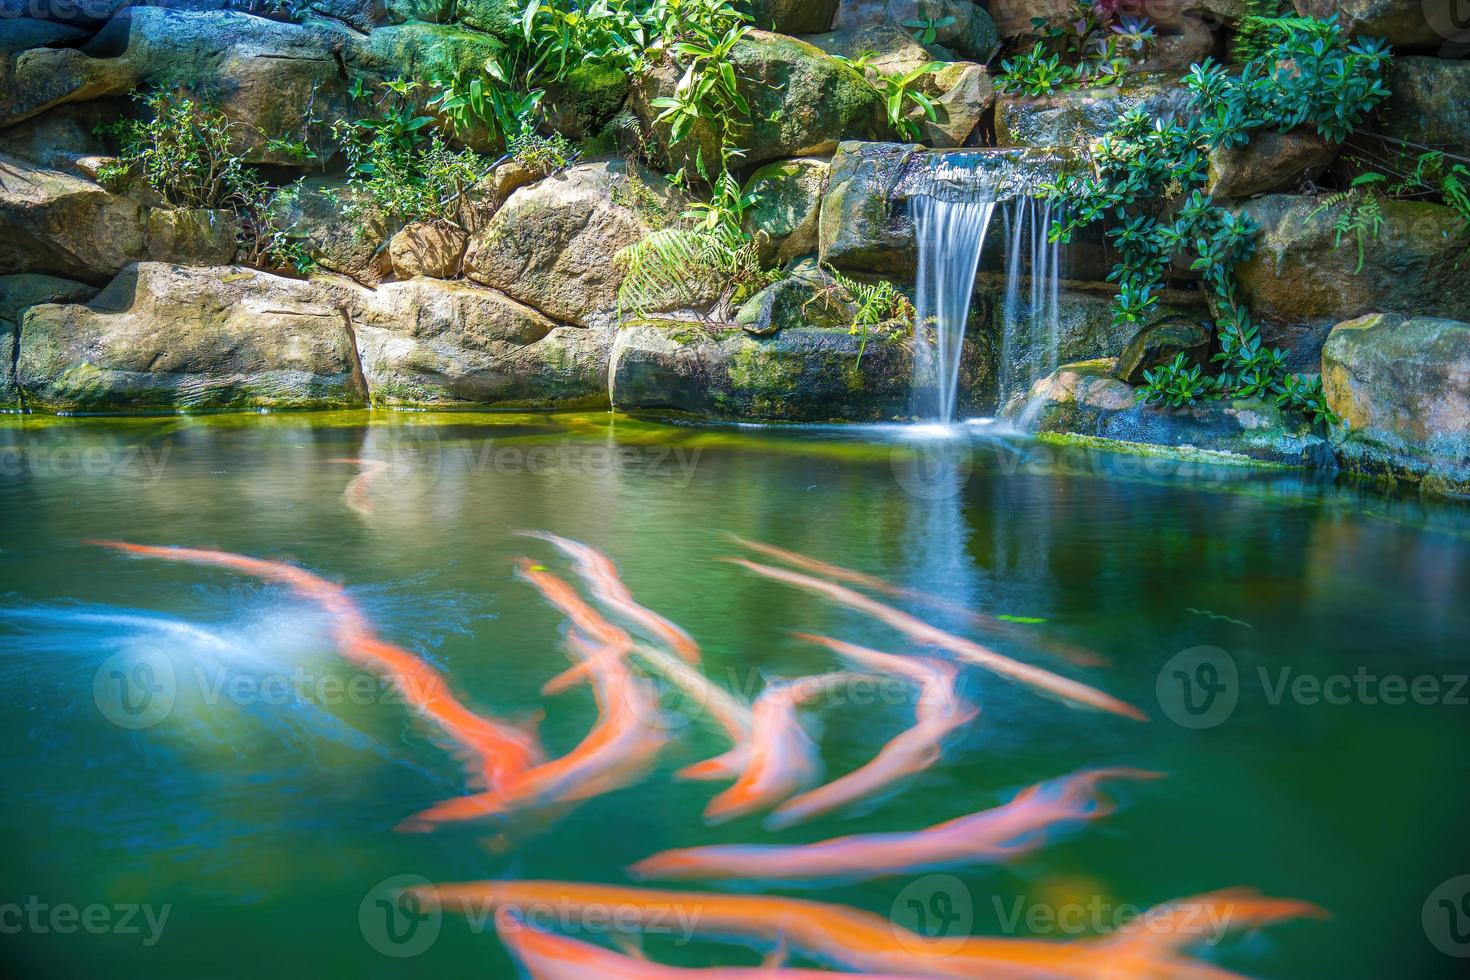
top-left (349, 278), bottom-right (612, 408)
top-left (0, 154), bottom-right (145, 282)
top-left (1013, 358), bottom-right (1334, 467)
top-left (630, 30), bottom-right (889, 172)
top-left (833, 1), bottom-right (1000, 60)
top-left (1205, 129), bottom-right (1338, 198)
top-left (995, 73), bottom-right (1192, 149)
top-left (1229, 195), bottom-right (1470, 370)
top-left (0, 100), bottom-right (118, 175)
top-left (15, 262), bottom-right (368, 412)
top-left (1371, 57), bottom-right (1470, 161)
top-left (818, 140), bottom-right (925, 277)
top-left (463, 160), bottom-right (679, 326)
top-left (1321, 313), bottom-right (1470, 491)
top-left (1293, 1), bottom-right (1448, 51)
top-left (609, 320), bottom-right (922, 421)
top-left (542, 62), bottom-right (630, 141)
top-left (0, 273), bottom-right (98, 407)
top-left (744, 157), bottom-right (830, 264)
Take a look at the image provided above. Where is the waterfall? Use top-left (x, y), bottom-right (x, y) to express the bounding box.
top-left (910, 157), bottom-right (1000, 425)
top-left (999, 196), bottom-right (1062, 414)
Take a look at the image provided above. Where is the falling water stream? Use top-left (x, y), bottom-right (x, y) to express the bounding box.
top-left (910, 153), bottom-right (1065, 427)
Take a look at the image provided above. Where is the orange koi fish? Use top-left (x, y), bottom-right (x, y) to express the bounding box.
top-left (328, 457), bottom-right (389, 517)
top-left (412, 880), bottom-right (1325, 980)
top-left (519, 531), bottom-right (702, 663)
top-left (400, 560), bottom-right (669, 830)
top-left (765, 634), bottom-right (978, 829)
top-left (725, 558), bottom-right (1145, 721)
top-left (731, 535), bottom-right (1108, 668)
top-left (628, 768), bottom-right (1161, 884)
top-left (698, 672), bottom-right (856, 825)
top-left (494, 909), bottom-right (937, 980)
top-left (89, 541), bottom-right (540, 791)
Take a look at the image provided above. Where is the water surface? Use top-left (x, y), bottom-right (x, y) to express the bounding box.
top-left (2, 411), bottom-right (1468, 977)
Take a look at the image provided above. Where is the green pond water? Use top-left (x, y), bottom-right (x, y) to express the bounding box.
top-left (1, 411), bottom-right (1468, 978)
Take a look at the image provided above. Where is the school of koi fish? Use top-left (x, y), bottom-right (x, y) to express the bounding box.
top-left (86, 529), bottom-right (1325, 978)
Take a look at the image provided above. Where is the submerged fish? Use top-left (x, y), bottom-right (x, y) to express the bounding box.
top-left (413, 880), bottom-right (1325, 980)
top-left (699, 672), bottom-right (857, 825)
top-left (399, 560), bottom-right (669, 830)
top-left (494, 909), bottom-right (936, 980)
top-left (519, 531), bottom-right (702, 663)
top-left (89, 541), bottom-right (542, 793)
top-left (765, 633), bottom-right (978, 829)
top-left (628, 768), bottom-right (1162, 884)
top-left (328, 457), bottom-right (389, 517)
top-left (730, 535), bottom-right (1107, 667)
top-left (725, 558), bottom-right (1145, 721)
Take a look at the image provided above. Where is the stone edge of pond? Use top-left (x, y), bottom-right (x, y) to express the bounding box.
top-left (1035, 431), bottom-right (1294, 471)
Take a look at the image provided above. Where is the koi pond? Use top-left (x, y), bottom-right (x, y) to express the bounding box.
top-left (2, 411), bottom-right (1468, 978)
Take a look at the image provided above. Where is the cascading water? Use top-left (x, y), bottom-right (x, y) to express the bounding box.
top-left (905, 151), bottom-right (1065, 427)
top-left (909, 156), bottom-right (1000, 425)
top-left (999, 196), bottom-right (1063, 425)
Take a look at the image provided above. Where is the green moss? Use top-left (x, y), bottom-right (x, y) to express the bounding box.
top-left (1037, 431), bottom-right (1290, 469)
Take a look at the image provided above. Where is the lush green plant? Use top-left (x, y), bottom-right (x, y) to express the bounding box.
top-left (333, 78), bottom-right (490, 226)
top-left (1042, 15), bottom-right (1392, 422)
top-left (871, 62), bottom-right (945, 141)
top-left (1230, 0), bottom-right (1295, 63)
top-left (997, 2), bottom-right (1155, 94)
top-left (1275, 372), bottom-right (1340, 426)
top-left (428, 64), bottom-right (544, 146)
top-left (996, 43), bottom-right (1074, 96)
top-left (510, 131), bottom-right (577, 174)
top-left (96, 90), bottom-right (251, 210)
top-left (1137, 353), bottom-right (1211, 408)
top-left (816, 267), bottom-right (914, 367)
top-left (237, 181), bottom-right (317, 275)
top-left (904, 15), bottom-right (955, 46)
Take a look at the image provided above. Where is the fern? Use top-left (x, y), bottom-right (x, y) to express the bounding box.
top-left (1309, 173), bottom-right (1387, 273)
top-left (615, 223), bottom-right (768, 321)
top-left (812, 266), bottom-right (915, 367)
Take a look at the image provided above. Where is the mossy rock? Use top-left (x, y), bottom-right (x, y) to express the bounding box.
top-left (544, 62), bottom-right (631, 141)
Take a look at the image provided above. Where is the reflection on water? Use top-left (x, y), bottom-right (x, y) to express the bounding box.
top-left (2, 411), bottom-right (1469, 978)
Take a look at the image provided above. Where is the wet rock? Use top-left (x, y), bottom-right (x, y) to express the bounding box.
top-left (306, 0), bottom-right (386, 32)
top-left (995, 73), bottom-right (1192, 149)
top-left (750, 0), bottom-right (842, 34)
top-left (1229, 194), bottom-right (1470, 370)
top-left (988, 0), bottom-right (1075, 39)
top-left (1321, 313), bottom-right (1470, 492)
top-left (609, 320), bottom-right (917, 421)
top-left (1372, 57), bottom-right (1470, 161)
top-left (1293, 1), bottom-right (1445, 52)
top-left (833, 1), bottom-right (1000, 60)
top-left (451, 0), bottom-right (523, 37)
top-left (631, 30), bottom-right (889, 172)
top-left (350, 278), bottom-right (611, 408)
top-left (1138, 15), bottom-right (1221, 71)
top-left (464, 160), bottom-right (679, 327)
top-left (806, 26), bottom-right (991, 146)
top-left (15, 262), bottom-right (368, 412)
top-left (0, 154), bottom-right (145, 283)
top-left (1, 273), bottom-right (98, 407)
top-left (735, 264), bottom-right (850, 336)
top-left (818, 140), bottom-right (924, 277)
top-left (388, 220), bottom-right (467, 280)
top-left (543, 62), bottom-right (630, 141)
top-left (1015, 358), bottom-right (1333, 467)
top-left (1115, 315), bottom-right (1214, 385)
top-left (921, 61), bottom-right (992, 148)
top-left (744, 157), bottom-right (830, 264)
top-left (976, 276), bottom-right (1210, 407)
top-left (1206, 129), bottom-right (1338, 198)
